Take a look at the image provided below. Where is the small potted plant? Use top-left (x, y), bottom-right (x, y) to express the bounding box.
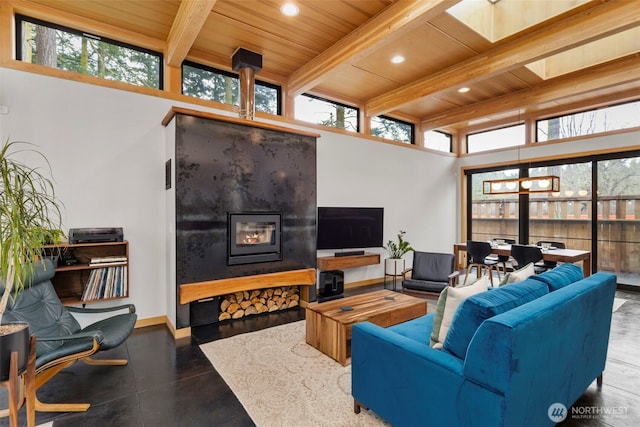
top-left (385, 230), bottom-right (414, 278)
top-left (0, 140), bottom-right (64, 381)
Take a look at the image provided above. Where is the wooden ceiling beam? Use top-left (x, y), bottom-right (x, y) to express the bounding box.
top-left (166, 0), bottom-right (217, 67)
top-left (420, 55), bottom-right (640, 130)
top-left (367, 0), bottom-right (640, 117)
top-left (286, 0), bottom-right (459, 97)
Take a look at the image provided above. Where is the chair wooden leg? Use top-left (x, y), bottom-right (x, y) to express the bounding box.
top-left (32, 350), bottom-right (98, 413)
top-left (83, 357), bottom-right (129, 366)
top-left (35, 396), bottom-right (90, 413)
top-left (8, 352), bottom-right (19, 427)
top-left (466, 264), bottom-right (481, 283)
top-left (26, 336), bottom-right (36, 427)
top-left (463, 265), bottom-right (474, 285)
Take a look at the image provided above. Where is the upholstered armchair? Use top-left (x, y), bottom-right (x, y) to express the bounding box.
top-left (1, 259), bottom-right (137, 413)
top-left (401, 251), bottom-right (459, 300)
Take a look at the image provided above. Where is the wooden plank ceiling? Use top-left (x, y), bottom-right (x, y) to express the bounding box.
top-left (24, 0), bottom-right (640, 133)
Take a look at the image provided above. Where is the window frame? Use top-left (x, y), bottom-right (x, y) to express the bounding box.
top-left (295, 93), bottom-right (360, 132)
top-left (370, 115), bottom-right (415, 144)
top-left (15, 14), bottom-right (164, 90)
top-left (466, 123), bottom-right (525, 153)
top-left (465, 149), bottom-right (640, 281)
top-left (182, 60), bottom-right (282, 115)
top-left (424, 129), bottom-right (453, 152)
top-left (535, 99), bottom-right (640, 143)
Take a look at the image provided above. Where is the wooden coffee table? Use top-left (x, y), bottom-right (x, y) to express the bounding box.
top-left (305, 289), bottom-right (428, 365)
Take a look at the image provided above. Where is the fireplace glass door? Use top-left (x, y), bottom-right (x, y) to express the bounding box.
top-left (228, 212), bottom-right (282, 265)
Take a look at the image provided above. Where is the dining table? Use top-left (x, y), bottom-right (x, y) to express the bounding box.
top-left (453, 242), bottom-right (592, 277)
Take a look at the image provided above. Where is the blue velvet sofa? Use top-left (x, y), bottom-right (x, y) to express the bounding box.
top-left (351, 264), bottom-right (617, 426)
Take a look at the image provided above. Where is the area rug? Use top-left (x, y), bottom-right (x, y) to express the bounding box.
top-left (200, 321), bottom-right (389, 427)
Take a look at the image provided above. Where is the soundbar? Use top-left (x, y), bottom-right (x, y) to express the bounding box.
top-left (334, 250), bottom-right (365, 257)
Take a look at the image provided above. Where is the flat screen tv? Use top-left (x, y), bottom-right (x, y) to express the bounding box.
top-left (317, 207), bottom-right (384, 250)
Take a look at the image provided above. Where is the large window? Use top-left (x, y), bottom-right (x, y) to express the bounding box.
top-left (467, 124), bottom-right (525, 153)
top-left (182, 61), bottom-right (280, 115)
top-left (537, 100), bottom-right (640, 142)
top-left (17, 15), bottom-right (162, 89)
top-left (370, 116), bottom-right (414, 144)
top-left (294, 94), bottom-right (359, 132)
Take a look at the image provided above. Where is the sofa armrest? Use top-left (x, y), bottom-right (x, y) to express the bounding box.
top-left (351, 322), bottom-right (467, 426)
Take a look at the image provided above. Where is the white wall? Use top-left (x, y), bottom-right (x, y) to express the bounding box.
top-left (0, 69), bottom-right (171, 321)
top-left (0, 67), bottom-right (456, 323)
top-left (315, 130), bottom-right (458, 283)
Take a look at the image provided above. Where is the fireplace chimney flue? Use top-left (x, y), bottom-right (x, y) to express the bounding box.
top-left (232, 48), bottom-right (263, 120)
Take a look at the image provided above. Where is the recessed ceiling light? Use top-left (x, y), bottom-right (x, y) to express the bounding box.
top-left (458, 87), bottom-right (470, 93)
top-left (280, 2), bottom-right (299, 17)
top-left (391, 55), bottom-right (405, 64)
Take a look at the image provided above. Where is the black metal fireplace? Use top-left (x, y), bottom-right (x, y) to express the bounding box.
top-left (227, 212), bottom-right (282, 265)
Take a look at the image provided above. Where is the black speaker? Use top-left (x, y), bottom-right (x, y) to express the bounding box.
top-left (318, 270), bottom-right (344, 302)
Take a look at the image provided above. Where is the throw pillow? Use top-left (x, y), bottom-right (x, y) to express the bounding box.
top-left (442, 278), bottom-right (549, 359)
top-left (430, 276), bottom-right (488, 349)
top-left (430, 275), bottom-right (483, 347)
top-left (499, 262), bottom-right (534, 286)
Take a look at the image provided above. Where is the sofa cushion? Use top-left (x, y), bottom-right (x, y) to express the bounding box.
top-left (402, 278), bottom-right (448, 294)
top-left (529, 263), bottom-right (583, 291)
top-left (3, 260), bottom-right (82, 355)
top-left (442, 278), bottom-right (549, 359)
top-left (499, 262), bottom-right (534, 286)
top-left (430, 276), bottom-right (488, 349)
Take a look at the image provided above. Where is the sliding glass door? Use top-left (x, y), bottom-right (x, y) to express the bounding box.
top-left (597, 157), bottom-right (640, 286)
top-left (470, 169), bottom-right (519, 242)
top-left (466, 151), bottom-right (640, 288)
top-left (528, 163), bottom-right (592, 251)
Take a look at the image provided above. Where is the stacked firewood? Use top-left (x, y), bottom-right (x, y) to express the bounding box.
top-left (218, 286), bottom-right (300, 321)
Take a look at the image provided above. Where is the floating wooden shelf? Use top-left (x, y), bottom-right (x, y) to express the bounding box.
top-left (317, 253), bottom-right (380, 270)
top-left (41, 241), bottom-right (129, 305)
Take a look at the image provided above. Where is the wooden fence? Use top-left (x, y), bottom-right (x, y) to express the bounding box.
top-left (471, 197), bottom-right (640, 275)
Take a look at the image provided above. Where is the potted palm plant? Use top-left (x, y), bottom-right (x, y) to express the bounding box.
top-left (385, 230), bottom-right (414, 280)
top-left (0, 140), bottom-right (63, 381)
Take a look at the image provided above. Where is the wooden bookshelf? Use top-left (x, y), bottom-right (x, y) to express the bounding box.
top-left (41, 241), bottom-right (129, 305)
top-left (317, 253), bottom-right (380, 271)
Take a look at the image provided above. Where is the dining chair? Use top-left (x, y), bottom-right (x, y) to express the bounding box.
top-left (535, 240), bottom-right (566, 269)
top-left (490, 237), bottom-right (516, 274)
top-left (510, 244), bottom-right (548, 274)
top-left (464, 241), bottom-right (501, 286)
